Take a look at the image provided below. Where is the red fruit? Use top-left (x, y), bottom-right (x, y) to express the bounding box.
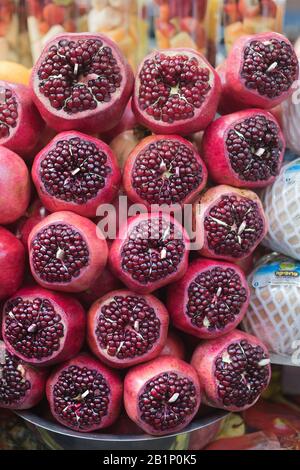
top-left (124, 355), bottom-right (201, 436)
top-left (0, 81), bottom-right (44, 158)
top-left (109, 212), bottom-right (190, 294)
top-left (193, 185), bottom-right (268, 261)
top-left (233, 253), bottom-right (254, 275)
top-left (100, 99), bottom-right (138, 143)
top-left (219, 32), bottom-right (299, 112)
top-left (2, 286), bottom-right (86, 367)
top-left (191, 330), bottom-right (271, 412)
top-left (132, 48), bottom-right (221, 135)
top-left (203, 109), bottom-right (285, 188)
top-left (30, 33), bottom-right (134, 134)
top-left (110, 129), bottom-right (143, 170)
top-left (77, 267), bottom-right (122, 308)
top-left (160, 331), bottom-right (185, 360)
top-left (205, 431), bottom-right (281, 450)
top-left (28, 211), bottom-right (108, 293)
top-left (167, 258), bottom-right (250, 339)
top-left (87, 289), bottom-right (169, 369)
top-left (32, 131), bottom-right (121, 218)
top-left (123, 135), bottom-right (208, 209)
top-left (108, 413), bottom-right (143, 435)
top-left (260, 0), bottom-right (278, 18)
top-left (238, 0), bottom-right (260, 18)
top-left (15, 199), bottom-right (49, 252)
top-left (0, 228), bottom-right (25, 301)
top-left (46, 353), bottom-right (123, 432)
top-left (0, 340), bottom-right (47, 410)
top-left (0, 146), bottom-right (31, 225)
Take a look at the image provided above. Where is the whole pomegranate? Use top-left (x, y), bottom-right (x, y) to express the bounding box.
top-left (15, 199), bottom-right (49, 251)
top-left (32, 131), bottom-right (121, 218)
top-left (100, 99), bottom-right (138, 143)
top-left (2, 286), bottom-right (86, 367)
top-left (77, 267), bottom-right (123, 308)
top-left (46, 353), bottom-right (123, 432)
top-left (124, 355), bottom-right (201, 436)
top-left (167, 258), bottom-right (250, 339)
top-left (0, 227), bottom-right (25, 301)
top-left (193, 185), bottom-right (268, 261)
top-left (109, 212), bottom-right (190, 294)
top-left (0, 146), bottom-right (31, 225)
top-left (123, 135), bottom-right (208, 209)
top-left (132, 48), bottom-right (221, 135)
top-left (30, 33), bottom-right (134, 134)
top-left (202, 109), bottom-right (285, 188)
top-left (0, 340), bottom-right (47, 410)
top-left (160, 331), bottom-right (185, 360)
top-left (191, 330), bottom-right (271, 412)
top-left (28, 211), bottom-right (108, 293)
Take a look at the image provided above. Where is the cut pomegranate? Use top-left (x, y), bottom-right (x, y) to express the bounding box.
top-left (193, 185), bottom-right (268, 261)
top-left (46, 353), bottom-right (123, 432)
top-left (87, 289), bottom-right (169, 369)
top-left (0, 81), bottom-right (44, 159)
top-left (2, 286), bottom-right (86, 367)
top-left (0, 340), bottom-right (47, 410)
top-left (132, 48), bottom-right (221, 135)
top-left (0, 147), bottom-right (31, 225)
top-left (160, 331), bottom-right (185, 360)
top-left (30, 33), bottom-right (134, 134)
top-left (0, 228), bottom-right (25, 301)
top-left (15, 199), bottom-right (49, 252)
top-left (124, 355), bottom-right (201, 436)
top-left (167, 258), bottom-right (250, 339)
top-left (219, 32), bottom-right (299, 112)
top-left (77, 267), bottom-right (123, 309)
top-left (191, 330), bottom-right (271, 412)
top-left (28, 211), bottom-right (108, 293)
top-left (203, 109), bottom-right (285, 188)
top-left (32, 131), bottom-right (121, 218)
top-left (123, 135), bottom-right (207, 209)
top-left (109, 212), bottom-right (190, 294)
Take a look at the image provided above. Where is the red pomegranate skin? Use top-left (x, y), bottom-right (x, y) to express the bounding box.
top-left (132, 48), bottom-right (221, 136)
top-left (0, 146), bottom-right (31, 225)
top-left (28, 211), bottom-right (108, 293)
top-left (167, 258), bottom-right (250, 339)
top-left (109, 212), bottom-right (190, 294)
top-left (0, 340), bottom-right (48, 410)
top-left (0, 227), bottom-right (25, 301)
top-left (202, 109), bottom-right (285, 188)
top-left (191, 330), bottom-right (271, 412)
top-left (2, 286), bottom-right (86, 367)
top-left (160, 331), bottom-right (185, 360)
top-left (77, 267), bottom-right (123, 308)
top-left (15, 199), bottom-right (49, 252)
top-left (30, 33), bottom-right (134, 134)
top-left (100, 99), bottom-right (138, 143)
top-left (0, 80), bottom-right (45, 159)
top-left (46, 353), bottom-right (123, 432)
top-left (32, 131), bottom-right (121, 218)
top-left (124, 355), bottom-right (201, 436)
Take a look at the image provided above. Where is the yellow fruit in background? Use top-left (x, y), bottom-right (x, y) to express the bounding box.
top-left (170, 32), bottom-right (197, 49)
top-left (0, 61), bottom-right (31, 85)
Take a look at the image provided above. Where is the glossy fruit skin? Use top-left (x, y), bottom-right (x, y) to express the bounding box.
top-left (32, 131), bottom-right (121, 218)
top-left (124, 355), bottom-right (201, 436)
top-left (0, 146), bottom-right (31, 225)
top-left (202, 109), bottom-right (285, 188)
top-left (46, 353), bottom-right (123, 432)
top-left (167, 258), bottom-right (250, 339)
top-left (77, 267), bottom-right (123, 308)
top-left (87, 289), bottom-right (169, 369)
top-left (15, 199), bottom-right (49, 252)
top-left (0, 227), bottom-right (25, 301)
top-left (160, 331), bottom-right (185, 360)
top-left (2, 286), bottom-right (86, 367)
top-left (28, 211), bottom-right (108, 293)
top-left (30, 33), bottom-right (134, 134)
top-left (100, 99), bottom-right (138, 143)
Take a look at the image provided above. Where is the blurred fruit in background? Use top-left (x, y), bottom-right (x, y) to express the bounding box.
top-left (0, 1), bottom-right (18, 62)
top-left (0, 60), bottom-right (30, 84)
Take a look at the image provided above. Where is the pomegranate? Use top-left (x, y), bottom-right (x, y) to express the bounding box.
top-left (46, 353), bottom-right (122, 432)
top-left (109, 212), bottom-right (190, 294)
top-left (0, 340), bottom-right (47, 410)
top-left (32, 131), bottom-right (121, 218)
top-left (124, 355), bottom-right (201, 436)
top-left (77, 267), bottom-right (123, 308)
top-left (132, 48), bottom-right (221, 135)
top-left (110, 128), bottom-right (148, 170)
top-left (202, 109), bottom-right (285, 188)
top-left (2, 286), bottom-right (86, 367)
top-left (204, 431), bottom-right (281, 450)
top-left (160, 331), bottom-right (185, 360)
top-left (193, 185), bottom-right (268, 261)
top-left (191, 330), bottom-right (271, 412)
top-left (0, 146), bottom-right (31, 225)
top-left (28, 211), bottom-right (108, 293)
top-left (0, 80), bottom-right (44, 158)
top-left (15, 199), bottom-right (49, 252)
top-left (123, 135), bottom-right (208, 209)
top-left (100, 99), bottom-right (138, 143)
top-left (87, 289), bottom-right (169, 369)
top-left (167, 258), bottom-right (250, 339)
top-left (219, 32), bottom-right (299, 113)
top-left (30, 33), bottom-right (134, 134)
top-left (0, 228), bottom-right (25, 301)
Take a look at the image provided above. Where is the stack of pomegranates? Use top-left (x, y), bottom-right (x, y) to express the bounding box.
top-left (0, 30), bottom-right (298, 438)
